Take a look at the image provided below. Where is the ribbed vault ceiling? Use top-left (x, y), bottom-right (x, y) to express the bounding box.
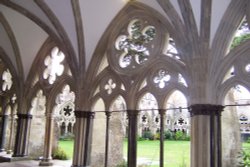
top-left (0, 0), bottom-right (233, 81)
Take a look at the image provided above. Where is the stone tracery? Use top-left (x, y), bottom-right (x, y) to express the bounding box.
top-left (54, 85), bottom-right (76, 137)
top-left (0, 1), bottom-right (250, 167)
top-left (43, 47), bottom-right (65, 85)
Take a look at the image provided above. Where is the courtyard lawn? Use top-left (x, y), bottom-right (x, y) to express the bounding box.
top-left (59, 140), bottom-right (190, 166)
top-left (59, 140), bottom-right (74, 158)
top-left (243, 142), bottom-right (250, 150)
top-left (124, 140), bottom-right (190, 167)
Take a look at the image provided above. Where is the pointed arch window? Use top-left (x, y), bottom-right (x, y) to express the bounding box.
top-left (30, 90), bottom-right (46, 115)
top-left (231, 19), bottom-right (250, 50)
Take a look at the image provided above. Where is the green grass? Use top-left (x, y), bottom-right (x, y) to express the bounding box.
top-left (59, 139), bottom-right (190, 166)
top-left (124, 140), bottom-right (190, 167)
top-left (243, 142), bottom-right (250, 150)
top-left (58, 140), bottom-right (74, 158)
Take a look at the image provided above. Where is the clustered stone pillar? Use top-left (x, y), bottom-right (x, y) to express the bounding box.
top-left (189, 104), bottom-right (224, 167)
top-left (127, 110), bottom-right (139, 167)
top-left (72, 111), bottom-right (95, 167)
top-left (39, 113), bottom-right (54, 166)
top-left (0, 112), bottom-right (9, 152)
top-left (13, 113), bottom-right (32, 157)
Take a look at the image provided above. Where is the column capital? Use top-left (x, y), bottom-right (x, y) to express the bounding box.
top-left (158, 109), bottom-right (166, 115)
top-left (74, 111), bottom-right (95, 119)
top-left (105, 111), bottom-right (112, 117)
top-left (17, 113), bottom-right (32, 119)
top-left (188, 104), bottom-right (224, 117)
top-left (127, 110), bottom-right (139, 116)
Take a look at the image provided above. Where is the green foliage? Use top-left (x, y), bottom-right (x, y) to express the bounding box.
top-left (246, 137), bottom-right (250, 143)
top-left (239, 149), bottom-right (250, 167)
top-left (174, 131), bottom-right (184, 140)
top-left (164, 130), bottom-right (174, 140)
top-left (137, 136), bottom-right (145, 141)
top-left (154, 132), bottom-right (160, 140)
top-left (173, 131), bottom-right (190, 141)
top-left (183, 135), bottom-right (190, 141)
top-left (52, 147), bottom-right (69, 160)
top-left (231, 33), bottom-right (250, 49)
top-left (142, 131), bottom-right (154, 140)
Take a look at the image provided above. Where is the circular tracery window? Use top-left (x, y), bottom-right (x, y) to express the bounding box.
top-left (111, 18), bottom-right (158, 74)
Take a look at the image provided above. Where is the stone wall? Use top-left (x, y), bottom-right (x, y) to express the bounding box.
top-left (222, 92), bottom-right (241, 167)
top-left (91, 99), bottom-right (124, 167)
top-left (28, 115), bottom-right (46, 159)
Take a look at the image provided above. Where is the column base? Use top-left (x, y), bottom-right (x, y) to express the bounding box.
top-left (39, 158), bottom-right (53, 166)
top-left (39, 161), bottom-right (53, 166)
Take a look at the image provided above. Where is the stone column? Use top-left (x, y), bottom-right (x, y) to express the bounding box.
top-left (159, 109), bottom-right (165, 167)
top-left (13, 113), bottom-right (32, 157)
top-left (104, 111), bottom-right (111, 167)
top-left (127, 110), bottom-right (139, 167)
top-left (0, 113), bottom-right (9, 152)
top-left (189, 104), bottom-right (224, 167)
top-left (7, 113), bottom-right (15, 154)
top-left (72, 111), bottom-right (95, 167)
top-left (39, 113), bottom-right (54, 166)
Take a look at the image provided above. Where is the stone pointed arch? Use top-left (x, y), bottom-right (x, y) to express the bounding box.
top-left (210, 0), bottom-right (246, 77)
top-left (26, 84), bottom-right (46, 115)
top-left (26, 38), bottom-right (75, 99)
top-left (85, 1), bottom-right (174, 83)
top-left (213, 40), bottom-right (250, 98)
top-left (46, 78), bottom-right (75, 115)
top-left (89, 67), bottom-right (126, 111)
top-left (218, 78), bottom-right (250, 105)
top-left (0, 12), bottom-right (23, 82)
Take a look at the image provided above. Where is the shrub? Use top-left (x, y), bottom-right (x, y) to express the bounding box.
top-left (246, 137), bottom-right (250, 143)
top-left (137, 136), bottom-right (145, 141)
top-left (239, 150), bottom-right (250, 167)
top-left (52, 147), bottom-right (69, 160)
top-left (154, 132), bottom-right (160, 140)
top-left (164, 130), bottom-right (173, 140)
top-left (174, 131), bottom-right (184, 140)
top-left (183, 134), bottom-right (190, 141)
top-left (142, 131), bottom-right (154, 140)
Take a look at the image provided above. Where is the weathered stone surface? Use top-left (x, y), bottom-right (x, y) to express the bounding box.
top-left (28, 116), bottom-right (45, 159)
top-left (222, 93), bottom-right (241, 167)
top-left (91, 112), bottom-right (124, 167)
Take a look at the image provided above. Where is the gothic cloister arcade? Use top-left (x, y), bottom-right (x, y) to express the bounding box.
top-left (0, 0), bottom-right (250, 167)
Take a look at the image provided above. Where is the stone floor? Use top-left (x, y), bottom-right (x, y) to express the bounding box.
top-left (0, 160), bottom-right (72, 167)
top-left (0, 152), bottom-right (72, 167)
